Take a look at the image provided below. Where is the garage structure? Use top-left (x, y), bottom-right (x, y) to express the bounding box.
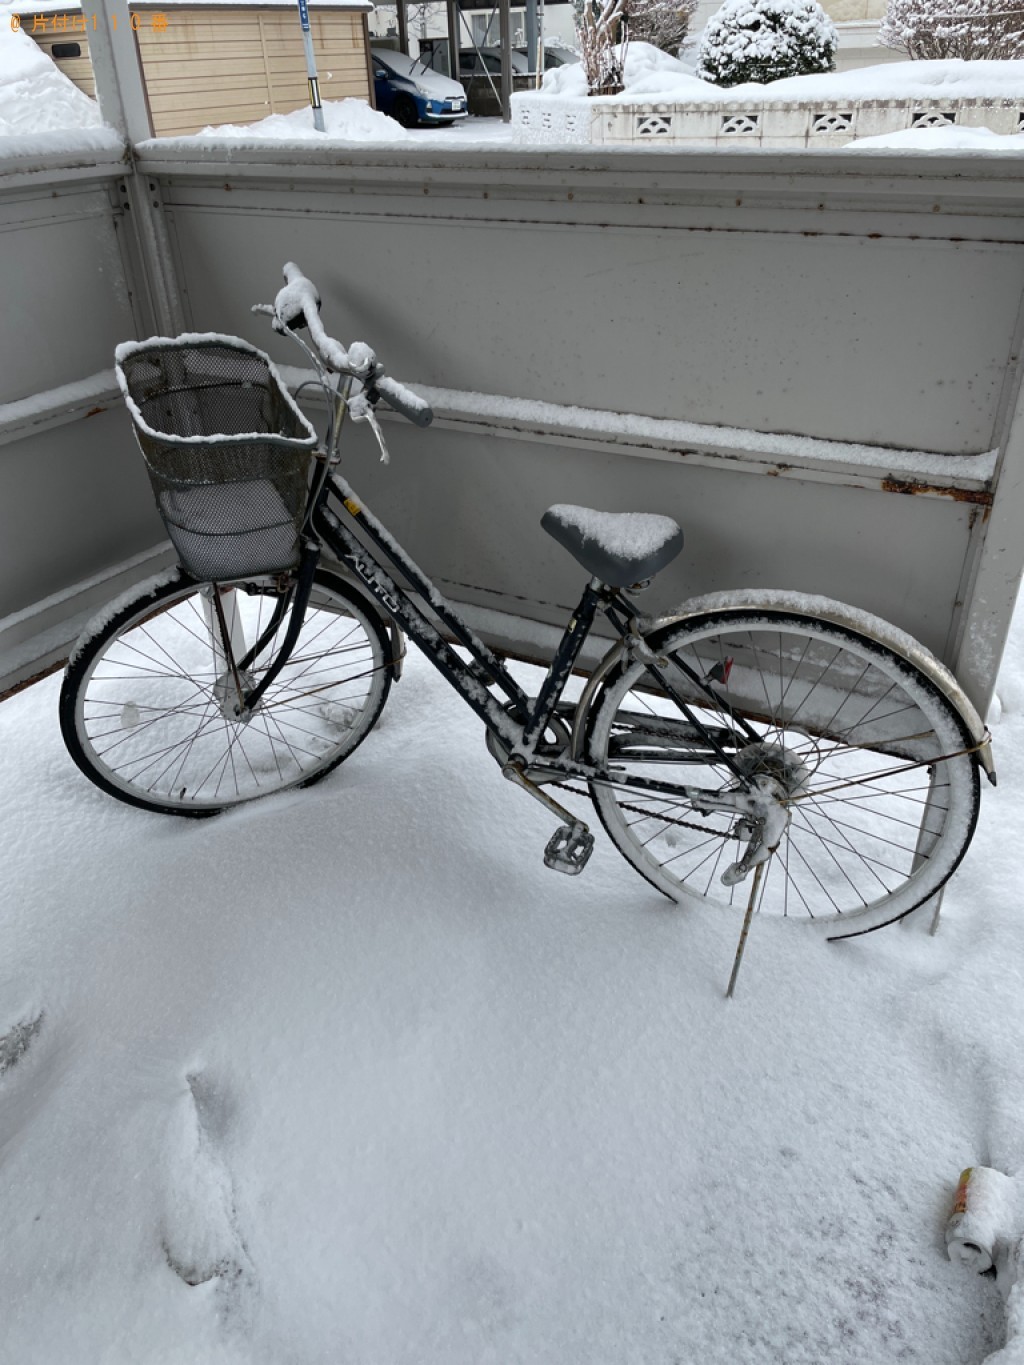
top-left (19, 0), bottom-right (375, 136)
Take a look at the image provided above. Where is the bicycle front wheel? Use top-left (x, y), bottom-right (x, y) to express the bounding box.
top-left (584, 609), bottom-right (981, 936)
top-left (60, 568), bottom-right (395, 816)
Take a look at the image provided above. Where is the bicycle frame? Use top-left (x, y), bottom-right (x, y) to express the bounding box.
top-left (215, 313), bottom-right (772, 838)
top-left (305, 463), bottom-right (760, 814)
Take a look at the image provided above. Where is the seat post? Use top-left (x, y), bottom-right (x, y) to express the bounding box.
top-left (518, 579), bottom-right (604, 755)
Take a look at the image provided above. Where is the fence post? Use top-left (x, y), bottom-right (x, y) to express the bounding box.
top-left (88, 0), bottom-right (185, 335)
top-left (85, 0), bottom-right (152, 143)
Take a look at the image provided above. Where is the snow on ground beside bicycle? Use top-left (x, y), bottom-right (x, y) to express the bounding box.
top-left (3, 604), bottom-right (1024, 1363)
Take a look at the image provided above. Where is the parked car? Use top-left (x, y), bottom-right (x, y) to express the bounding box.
top-left (445, 48), bottom-right (535, 117)
top-left (417, 43), bottom-right (580, 116)
top-left (370, 48), bottom-right (469, 128)
top-left (463, 44), bottom-right (579, 76)
top-left (530, 43), bottom-right (579, 71)
top-left (460, 47), bottom-right (530, 78)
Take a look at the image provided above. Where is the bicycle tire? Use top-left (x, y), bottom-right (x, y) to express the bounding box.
top-left (60, 567), bottom-right (396, 816)
top-left (583, 608), bottom-right (981, 937)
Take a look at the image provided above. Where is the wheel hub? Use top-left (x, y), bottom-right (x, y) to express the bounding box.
top-left (213, 668), bottom-right (257, 721)
top-left (732, 741), bottom-right (810, 797)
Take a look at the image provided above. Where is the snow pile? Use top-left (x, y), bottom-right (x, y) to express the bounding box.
top-left (696, 0), bottom-right (838, 88)
top-left (740, 55), bottom-right (1024, 102)
top-left (192, 96), bottom-right (408, 142)
top-left (541, 40), bottom-right (691, 97)
top-left (0, 20), bottom-right (120, 154)
top-left (848, 125), bottom-right (1024, 151)
top-left (533, 52), bottom-right (1024, 104)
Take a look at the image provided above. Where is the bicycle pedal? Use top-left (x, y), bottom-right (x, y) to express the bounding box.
top-left (543, 823), bottom-right (594, 876)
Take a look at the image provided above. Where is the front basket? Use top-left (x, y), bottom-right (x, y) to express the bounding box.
top-left (116, 336), bottom-right (319, 581)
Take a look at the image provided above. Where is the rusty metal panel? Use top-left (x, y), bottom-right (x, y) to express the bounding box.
top-left (0, 178), bottom-right (136, 404)
top-left (137, 148), bottom-right (1023, 712)
top-left (6, 146), bottom-right (1024, 715)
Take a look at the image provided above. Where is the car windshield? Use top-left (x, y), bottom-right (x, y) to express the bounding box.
top-left (371, 50), bottom-right (420, 79)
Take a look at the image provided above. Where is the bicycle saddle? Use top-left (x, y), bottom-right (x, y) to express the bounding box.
top-left (541, 504), bottom-right (683, 588)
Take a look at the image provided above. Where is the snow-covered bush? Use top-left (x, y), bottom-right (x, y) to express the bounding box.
top-left (624, 0), bottom-right (700, 55)
top-left (573, 0), bottom-right (629, 93)
top-left (880, 0), bottom-right (1024, 60)
top-left (697, 0), bottom-right (838, 86)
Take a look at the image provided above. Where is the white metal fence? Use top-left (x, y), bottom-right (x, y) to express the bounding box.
top-left (2, 108), bottom-right (1023, 714)
top-left (513, 92), bottom-right (1024, 145)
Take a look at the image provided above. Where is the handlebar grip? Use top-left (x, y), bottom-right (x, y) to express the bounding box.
top-left (371, 376), bottom-right (434, 429)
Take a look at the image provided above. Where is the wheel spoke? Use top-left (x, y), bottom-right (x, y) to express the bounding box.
top-left (64, 574), bottom-right (391, 814)
top-left (586, 610), bottom-right (978, 932)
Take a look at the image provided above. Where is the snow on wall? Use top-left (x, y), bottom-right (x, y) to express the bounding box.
top-left (514, 55), bottom-right (1024, 147)
top-left (393, 381), bottom-right (999, 484)
top-left (0, 22), bottom-right (118, 141)
top-left (0, 369), bottom-right (117, 431)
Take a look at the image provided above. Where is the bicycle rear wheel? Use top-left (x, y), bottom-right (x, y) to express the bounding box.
top-left (584, 609), bottom-right (981, 937)
top-left (60, 567), bottom-right (395, 816)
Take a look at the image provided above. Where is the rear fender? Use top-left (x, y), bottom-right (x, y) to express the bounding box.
top-left (572, 591), bottom-right (994, 783)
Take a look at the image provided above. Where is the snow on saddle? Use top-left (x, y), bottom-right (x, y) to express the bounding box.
top-left (541, 504), bottom-right (683, 588)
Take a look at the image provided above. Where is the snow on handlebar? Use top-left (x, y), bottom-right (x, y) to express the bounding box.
top-left (257, 263), bottom-right (434, 428)
top-left (367, 376), bottom-right (433, 429)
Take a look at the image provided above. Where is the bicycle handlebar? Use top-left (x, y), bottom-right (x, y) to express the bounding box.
top-left (366, 375), bottom-right (433, 429)
top-left (259, 262), bottom-right (433, 428)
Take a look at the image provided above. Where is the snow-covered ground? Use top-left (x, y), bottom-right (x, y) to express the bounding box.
top-left (3, 584), bottom-right (1024, 1362)
top-left (183, 101), bottom-right (515, 147)
top-left (848, 125), bottom-right (1024, 151)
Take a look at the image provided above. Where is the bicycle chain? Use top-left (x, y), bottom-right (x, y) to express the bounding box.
top-left (550, 780), bottom-right (740, 840)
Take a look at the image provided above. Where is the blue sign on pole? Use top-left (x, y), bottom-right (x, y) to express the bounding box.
top-left (294, 0), bottom-right (325, 129)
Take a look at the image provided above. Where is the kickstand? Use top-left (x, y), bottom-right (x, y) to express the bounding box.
top-left (726, 862), bottom-right (765, 1000)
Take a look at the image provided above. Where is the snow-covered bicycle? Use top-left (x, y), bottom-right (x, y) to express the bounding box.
top-left (60, 264), bottom-right (995, 942)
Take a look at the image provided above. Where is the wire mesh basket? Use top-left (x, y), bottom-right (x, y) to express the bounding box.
top-left (116, 335), bottom-right (319, 582)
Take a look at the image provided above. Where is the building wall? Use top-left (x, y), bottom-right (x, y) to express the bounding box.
top-left (135, 7), bottom-right (371, 135)
top-left (826, 0), bottom-right (886, 21)
top-left (29, 23), bottom-right (97, 96)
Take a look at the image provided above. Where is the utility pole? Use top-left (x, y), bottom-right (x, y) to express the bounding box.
top-left (499, 0), bottom-right (511, 122)
top-left (295, 0), bottom-right (326, 132)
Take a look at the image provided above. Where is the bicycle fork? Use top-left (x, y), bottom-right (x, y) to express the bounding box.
top-left (200, 539), bottom-right (322, 721)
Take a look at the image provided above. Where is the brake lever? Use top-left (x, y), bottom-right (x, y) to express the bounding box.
top-left (348, 389), bottom-right (390, 464)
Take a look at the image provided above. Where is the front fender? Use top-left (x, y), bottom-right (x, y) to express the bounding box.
top-left (322, 555), bottom-right (406, 681)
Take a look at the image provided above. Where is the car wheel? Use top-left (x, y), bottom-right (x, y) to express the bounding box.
top-left (393, 95), bottom-right (419, 128)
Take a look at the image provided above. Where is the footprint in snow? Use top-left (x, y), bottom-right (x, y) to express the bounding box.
top-left (0, 1011), bottom-right (43, 1078)
top-left (0, 1010), bottom-right (54, 1157)
top-left (161, 1070), bottom-right (255, 1324)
